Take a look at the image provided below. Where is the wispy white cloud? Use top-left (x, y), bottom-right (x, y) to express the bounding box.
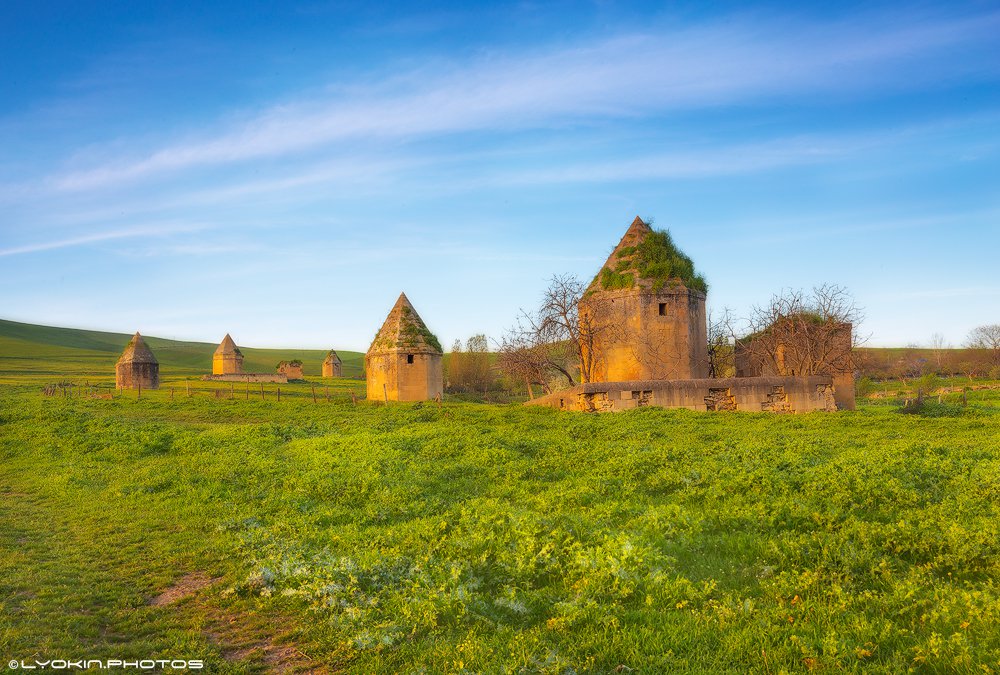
top-left (50, 10), bottom-right (1000, 191)
top-left (0, 222), bottom-right (208, 257)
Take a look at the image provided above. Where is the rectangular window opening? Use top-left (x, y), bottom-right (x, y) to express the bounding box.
top-left (406, 354), bottom-right (414, 364)
top-left (658, 303), bottom-right (667, 316)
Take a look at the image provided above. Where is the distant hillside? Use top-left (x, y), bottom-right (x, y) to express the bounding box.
top-left (0, 319), bottom-right (364, 378)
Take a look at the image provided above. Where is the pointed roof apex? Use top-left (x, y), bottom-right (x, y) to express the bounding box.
top-left (627, 215), bottom-right (652, 235)
top-left (214, 333), bottom-right (242, 356)
top-left (324, 349), bottom-right (342, 363)
top-left (118, 331), bottom-right (158, 365)
top-left (586, 215), bottom-right (708, 295)
top-left (368, 292), bottom-right (442, 355)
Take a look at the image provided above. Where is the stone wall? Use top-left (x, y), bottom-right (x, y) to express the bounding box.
top-left (526, 376), bottom-right (838, 413)
top-left (277, 363), bottom-right (304, 380)
top-left (202, 373), bottom-right (287, 383)
top-left (581, 286), bottom-right (709, 382)
top-left (322, 359), bottom-right (342, 377)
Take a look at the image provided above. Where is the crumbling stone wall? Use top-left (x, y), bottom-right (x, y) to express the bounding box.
top-left (526, 376), bottom-right (838, 413)
top-left (277, 362), bottom-right (304, 380)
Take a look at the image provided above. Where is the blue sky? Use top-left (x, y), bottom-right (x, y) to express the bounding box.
top-left (1, 1), bottom-right (998, 351)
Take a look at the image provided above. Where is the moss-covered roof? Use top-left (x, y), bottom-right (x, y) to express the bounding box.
top-left (368, 292), bottom-right (443, 355)
top-left (323, 350), bottom-right (342, 364)
top-left (117, 332), bottom-right (158, 365)
top-left (587, 216), bottom-right (707, 295)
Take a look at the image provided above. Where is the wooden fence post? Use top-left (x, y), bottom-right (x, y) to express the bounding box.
top-left (260, 383), bottom-right (264, 401)
top-left (277, 387), bottom-right (281, 402)
top-left (231, 383), bottom-right (234, 399)
top-left (325, 386), bottom-right (329, 402)
top-left (351, 391), bottom-right (357, 405)
top-left (311, 385), bottom-right (316, 404)
top-left (170, 387), bottom-right (174, 400)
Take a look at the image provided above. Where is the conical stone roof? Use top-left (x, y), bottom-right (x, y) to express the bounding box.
top-left (117, 332), bottom-right (158, 365)
top-left (587, 215), bottom-right (707, 295)
top-left (368, 293), bottom-right (442, 355)
top-left (214, 333), bottom-right (242, 356)
top-left (323, 350), bottom-right (342, 364)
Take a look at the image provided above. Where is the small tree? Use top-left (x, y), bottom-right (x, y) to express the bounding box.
top-left (966, 324), bottom-right (1000, 365)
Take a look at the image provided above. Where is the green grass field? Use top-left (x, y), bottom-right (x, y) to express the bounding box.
top-left (2, 322), bottom-right (1000, 673)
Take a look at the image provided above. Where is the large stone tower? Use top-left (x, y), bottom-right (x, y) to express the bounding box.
top-left (580, 216), bottom-right (709, 382)
top-left (213, 333), bottom-right (244, 375)
top-left (366, 293), bottom-right (443, 402)
top-left (116, 332), bottom-right (159, 390)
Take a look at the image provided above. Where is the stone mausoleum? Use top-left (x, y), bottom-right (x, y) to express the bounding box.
top-left (366, 293), bottom-right (443, 402)
top-left (212, 334), bottom-right (244, 375)
top-left (116, 332), bottom-right (159, 390)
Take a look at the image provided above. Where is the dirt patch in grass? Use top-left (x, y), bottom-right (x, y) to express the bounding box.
top-left (149, 571), bottom-right (219, 606)
top-left (151, 572), bottom-right (328, 672)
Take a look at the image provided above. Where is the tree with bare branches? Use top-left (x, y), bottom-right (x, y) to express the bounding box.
top-left (497, 274), bottom-right (617, 393)
top-left (966, 324), bottom-right (1000, 365)
top-left (736, 284), bottom-right (863, 377)
top-left (707, 307), bottom-right (737, 378)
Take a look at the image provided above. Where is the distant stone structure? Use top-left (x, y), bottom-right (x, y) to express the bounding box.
top-left (580, 217), bottom-right (709, 382)
top-left (116, 332), bottom-right (159, 390)
top-left (322, 350), bottom-right (343, 377)
top-left (366, 293), bottom-right (443, 402)
top-left (277, 360), bottom-right (304, 380)
top-left (213, 334), bottom-right (244, 375)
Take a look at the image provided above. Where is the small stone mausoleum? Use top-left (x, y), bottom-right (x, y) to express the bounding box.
top-left (366, 293), bottom-right (443, 402)
top-left (116, 332), bottom-right (159, 390)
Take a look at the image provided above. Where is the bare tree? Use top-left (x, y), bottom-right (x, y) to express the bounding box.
top-left (966, 324), bottom-right (1000, 365)
top-left (739, 284), bottom-right (864, 377)
top-left (707, 306), bottom-right (737, 378)
top-left (929, 332), bottom-right (948, 372)
top-left (497, 274), bottom-right (614, 391)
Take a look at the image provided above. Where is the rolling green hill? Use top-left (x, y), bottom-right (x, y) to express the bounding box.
top-left (0, 318), bottom-right (364, 379)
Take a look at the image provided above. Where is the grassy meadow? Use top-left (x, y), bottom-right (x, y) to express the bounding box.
top-left (2, 321), bottom-right (1000, 673)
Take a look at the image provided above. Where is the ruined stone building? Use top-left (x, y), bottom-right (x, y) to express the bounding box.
top-left (366, 293), bottom-right (443, 402)
top-left (213, 333), bottom-right (243, 375)
top-left (580, 216), bottom-right (709, 382)
top-left (116, 332), bottom-right (159, 390)
top-left (322, 350), bottom-right (343, 377)
top-left (734, 318), bottom-right (855, 410)
top-left (528, 216), bottom-right (850, 414)
top-left (276, 360), bottom-right (304, 380)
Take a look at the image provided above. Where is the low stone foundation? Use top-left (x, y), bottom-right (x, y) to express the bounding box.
top-left (202, 373), bottom-right (288, 383)
top-left (526, 376), bottom-right (839, 413)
